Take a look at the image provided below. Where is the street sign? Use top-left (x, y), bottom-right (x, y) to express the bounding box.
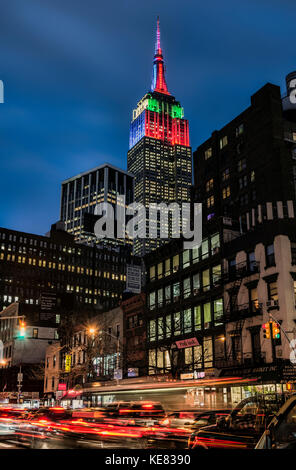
top-left (128, 368), bottom-right (139, 378)
top-left (175, 337), bottom-right (199, 349)
top-left (58, 383), bottom-right (67, 391)
top-left (65, 355), bottom-right (71, 372)
top-left (180, 372), bottom-right (194, 380)
top-left (114, 369), bottom-right (123, 380)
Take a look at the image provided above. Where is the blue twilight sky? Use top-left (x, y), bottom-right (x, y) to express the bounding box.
top-left (0, 0), bottom-right (295, 235)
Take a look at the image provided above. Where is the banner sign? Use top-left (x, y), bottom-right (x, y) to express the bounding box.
top-left (126, 265), bottom-right (142, 293)
top-left (175, 337), bottom-right (199, 349)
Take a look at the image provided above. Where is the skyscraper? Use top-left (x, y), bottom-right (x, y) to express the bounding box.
top-left (127, 18), bottom-right (192, 256)
top-left (60, 163), bottom-right (134, 248)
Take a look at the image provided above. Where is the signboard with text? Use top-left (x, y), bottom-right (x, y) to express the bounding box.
top-left (126, 265), bottom-right (142, 293)
top-left (175, 337), bottom-right (199, 349)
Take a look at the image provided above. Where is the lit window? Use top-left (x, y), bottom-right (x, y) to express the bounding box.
top-left (205, 148), bottom-right (212, 160)
top-left (219, 136), bottom-right (228, 149)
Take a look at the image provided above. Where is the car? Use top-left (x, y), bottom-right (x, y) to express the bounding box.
top-left (160, 411), bottom-right (205, 429)
top-left (105, 401), bottom-right (166, 426)
top-left (188, 394), bottom-right (288, 449)
top-left (255, 394), bottom-right (296, 449)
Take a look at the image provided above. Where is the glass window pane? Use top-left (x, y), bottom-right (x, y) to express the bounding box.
top-left (194, 306), bottom-right (201, 330)
top-left (183, 277), bottom-right (191, 298)
top-left (202, 269), bottom-right (210, 291)
top-left (184, 308), bottom-right (192, 333)
top-left (174, 312), bottom-right (181, 336)
top-left (203, 302), bottom-right (211, 327)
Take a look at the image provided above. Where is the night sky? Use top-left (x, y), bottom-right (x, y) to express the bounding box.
top-left (0, 0), bottom-right (295, 235)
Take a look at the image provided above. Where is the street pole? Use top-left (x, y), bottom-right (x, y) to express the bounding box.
top-left (17, 364), bottom-right (23, 405)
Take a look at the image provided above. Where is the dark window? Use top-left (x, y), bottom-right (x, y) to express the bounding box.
top-left (266, 244), bottom-right (275, 267)
top-left (267, 281), bottom-right (278, 301)
top-left (33, 328), bottom-right (38, 339)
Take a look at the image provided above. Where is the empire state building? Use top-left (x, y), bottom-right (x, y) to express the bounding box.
top-left (127, 18), bottom-right (192, 256)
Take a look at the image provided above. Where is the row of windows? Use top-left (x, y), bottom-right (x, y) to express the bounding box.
top-left (149, 233), bottom-right (220, 282)
top-left (204, 124), bottom-right (245, 160)
top-left (0, 253), bottom-right (125, 280)
top-left (148, 265), bottom-right (222, 309)
top-left (148, 299), bottom-right (224, 342)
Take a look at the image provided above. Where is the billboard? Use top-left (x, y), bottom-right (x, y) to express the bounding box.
top-left (126, 265), bottom-right (142, 293)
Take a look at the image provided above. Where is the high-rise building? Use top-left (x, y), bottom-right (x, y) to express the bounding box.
top-left (127, 19), bottom-right (192, 256)
top-left (60, 163), bottom-right (134, 248)
top-left (193, 75), bottom-right (296, 230)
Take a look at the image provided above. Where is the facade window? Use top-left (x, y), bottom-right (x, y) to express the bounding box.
top-left (267, 281), bottom-right (278, 301)
top-left (206, 178), bottom-right (214, 192)
top-left (248, 251), bottom-right (257, 271)
top-left (172, 255), bottom-right (179, 272)
top-left (158, 317), bottom-right (164, 340)
top-left (219, 136), bottom-right (228, 149)
top-left (149, 292), bottom-right (156, 310)
top-left (193, 273), bottom-right (200, 294)
top-left (53, 355), bottom-right (56, 368)
top-left (173, 282), bottom-right (180, 301)
top-left (32, 328), bottom-right (38, 339)
top-left (157, 288), bottom-right (163, 307)
top-left (201, 239), bottom-right (209, 259)
top-left (174, 312), bottom-right (181, 336)
top-left (51, 377), bottom-right (55, 390)
top-left (157, 262), bottom-right (163, 279)
top-left (212, 265), bottom-right (221, 285)
top-left (183, 277), bottom-right (191, 298)
top-left (184, 308), bottom-right (192, 333)
top-left (207, 195), bottom-right (215, 208)
top-left (222, 185), bottom-right (231, 199)
top-left (239, 175), bottom-right (248, 189)
top-left (250, 170), bottom-right (255, 182)
top-left (266, 244), bottom-right (275, 267)
top-left (222, 168), bottom-right (230, 181)
top-left (294, 281), bottom-right (296, 306)
top-left (213, 299), bottom-right (223, 324)
top-left (238, 158), bottom-right (247, 172)
top-left (211, 233), bottom-right (220, 254)
top-left (203, 302), bottom-right (211, 328)
top-left (165, 258), bottom-right (171, 276)
top-left (149, 319), bottom-right (156, 342)
top-left (182, 250), bottom-right (190, 269)
top-left (236, 123), bottom-right (244, 137)
top-left (194, 306), bottom-right (201, 330)
top-left (202, 269), bottom-right (210, 292)
top-left (165, 314), bottom-right (172, 338)
top-left (250, 287), bottom-right (259, 312)
top-left (203, 337), bottom-right (213, 367)
top-left (165, 285), bottom-right (171, 304)
top-left (205, 147), bottom-right (212, 160)
top-left (150, 266), bottom-right (155, 281)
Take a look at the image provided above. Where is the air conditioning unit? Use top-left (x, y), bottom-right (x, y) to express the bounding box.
top-left (266, 300), bottom-right (279, 308)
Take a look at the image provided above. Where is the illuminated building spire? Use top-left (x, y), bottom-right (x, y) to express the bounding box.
top-left (151, 17), bottom-right (170, 95)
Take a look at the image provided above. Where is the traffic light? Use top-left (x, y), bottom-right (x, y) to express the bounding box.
top-left (262, 322), bottom-right (271, 339)
top-left (18, 320), bottom-right (26, 339)
top-left (272, 321), bottom-right (281, 344)
top-left (272, 322), bottom-right (280, 339)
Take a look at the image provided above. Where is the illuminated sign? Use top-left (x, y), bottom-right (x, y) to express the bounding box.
top-left (65, 354), bottom-right (71, 373)
top-left (175, 337), bottom-right (199, 349)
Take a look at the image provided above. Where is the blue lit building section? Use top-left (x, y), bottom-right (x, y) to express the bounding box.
top-left (129, 110), bottom-right (146, 149)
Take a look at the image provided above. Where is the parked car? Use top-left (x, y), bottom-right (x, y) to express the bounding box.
top-left (188, 394), bottom-right (288, 449)
top-left (255, 394), bottom-right (296, 449)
